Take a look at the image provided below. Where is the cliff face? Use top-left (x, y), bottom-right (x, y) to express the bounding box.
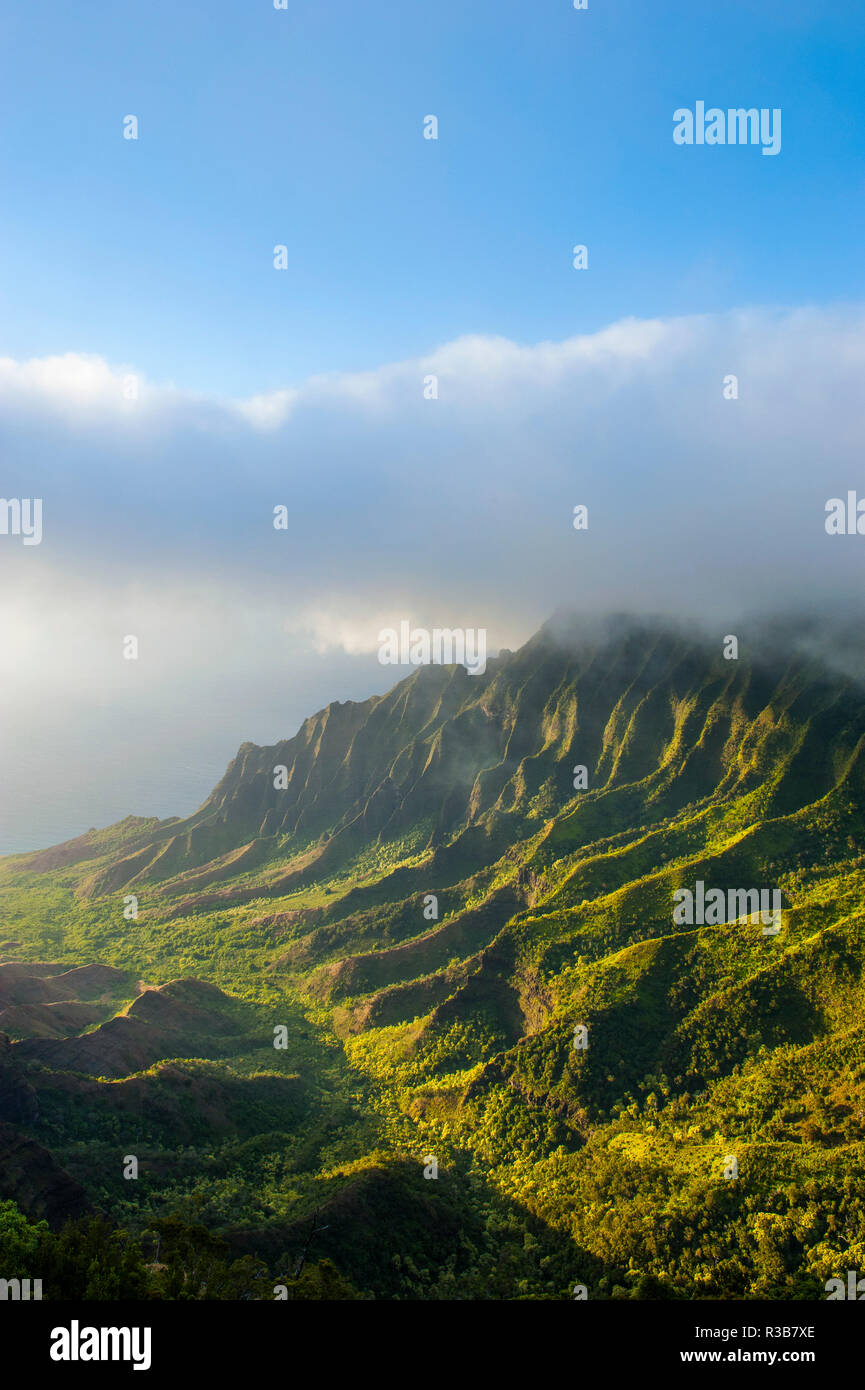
top-left (3, 612), bottom-right (865, 1297)
top-left (23, 614), bottom-right (865, 911)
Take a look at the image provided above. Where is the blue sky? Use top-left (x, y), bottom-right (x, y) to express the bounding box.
top-left (2, 0), bottom-right (864, 396)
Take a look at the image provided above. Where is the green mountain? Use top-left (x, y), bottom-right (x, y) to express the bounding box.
top-left (2, 612), bottom-right (865, 1300)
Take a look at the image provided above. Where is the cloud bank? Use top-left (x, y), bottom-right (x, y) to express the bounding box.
top-left (1, 305), bottom-right (863, 847)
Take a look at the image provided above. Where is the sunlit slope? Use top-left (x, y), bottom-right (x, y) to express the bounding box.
top-left (3, 613), bottom-right (865, 1297)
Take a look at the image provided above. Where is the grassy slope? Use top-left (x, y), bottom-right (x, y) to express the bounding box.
top-left (2, 615), bottom-right (864, 1298)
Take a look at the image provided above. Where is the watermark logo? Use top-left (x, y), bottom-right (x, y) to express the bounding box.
top-left (0, 1277), bottom-right (42, 1300)
top-left (378, 622), bottom-right (487, 676)
top-left (673, 881), bottom-right (781, 932)
top-left (673, 103), bottom-right (781, 156)
top-left (825, 493), bottom-right (865, 534)
top-left (0, 498), bottom-right (42, 545)
top-left (50, 1322), bottom-right (152, 1370)
top-left (826, 1270), bottom-right (865, 1300)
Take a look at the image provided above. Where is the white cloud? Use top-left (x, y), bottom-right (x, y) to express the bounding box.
top-left (3, 305), bottom-right (865, 623)
top-left (2, 305), bottom-right (865, 847)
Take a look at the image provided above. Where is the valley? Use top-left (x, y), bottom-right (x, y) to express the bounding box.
top-left (1, 612), bottom-right (864, 1299)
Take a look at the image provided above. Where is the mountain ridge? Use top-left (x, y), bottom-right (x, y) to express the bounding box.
top-left (2, 610), bottom-right (865, 1299)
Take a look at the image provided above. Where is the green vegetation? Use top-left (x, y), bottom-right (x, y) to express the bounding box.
top-left (1, 615), bottom-right (864, 1299)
